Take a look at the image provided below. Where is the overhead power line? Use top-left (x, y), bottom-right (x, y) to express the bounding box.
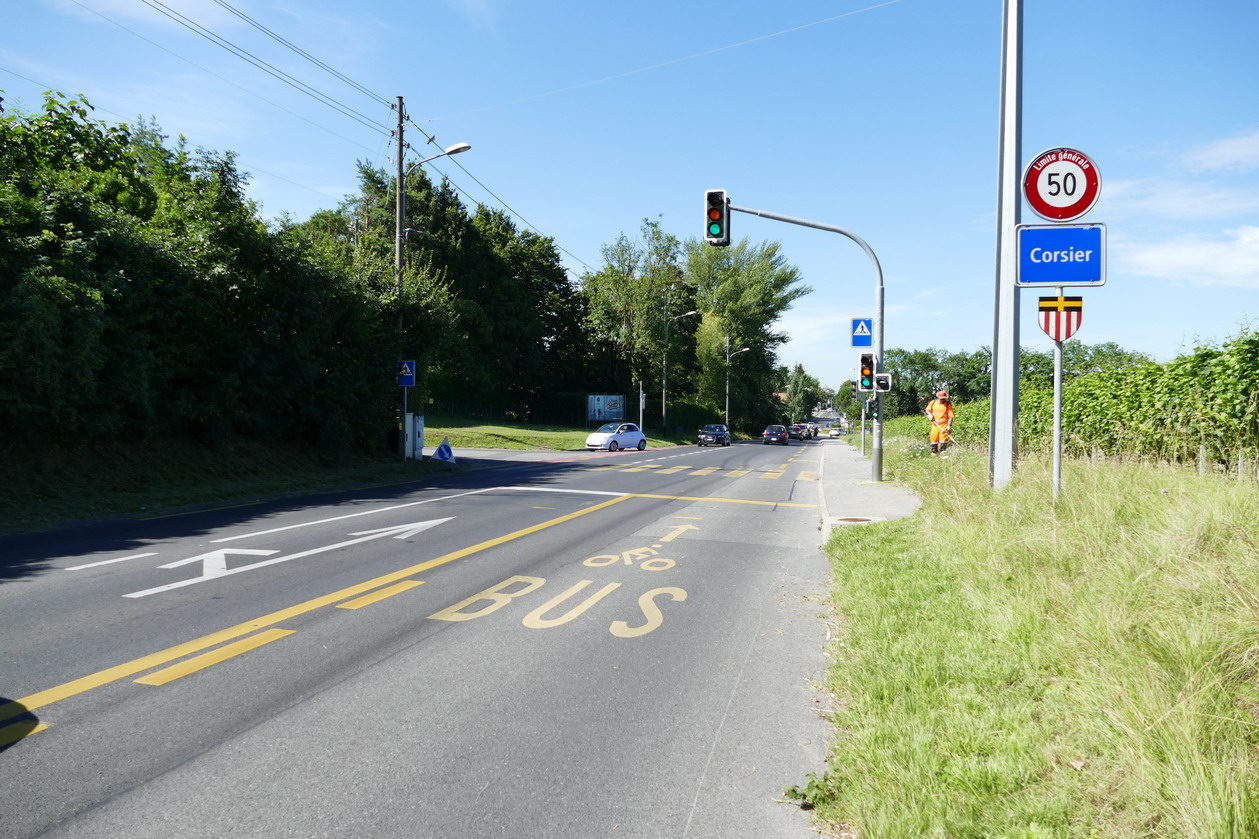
top-left (60, 0), bottom-right (384, 157)
top-left (137, 0), bottom-right (389, 137)
top-left (208, 0), bottom-right (391, 108)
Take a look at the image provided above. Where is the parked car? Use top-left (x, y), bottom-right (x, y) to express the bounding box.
top-left (787, 424), bottom-right (805, 440)
top-left (696, 423), bottom-right (731, 447)
top-left (827, 427), bottom-right (841, 437)
top-left (762, 424), bottom-right (789, 445)
top-left (585, 422), bottom-right (647, 452)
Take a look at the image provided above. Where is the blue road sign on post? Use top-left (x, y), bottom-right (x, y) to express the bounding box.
top-left (851, 318), bottom-right (873, 347)
top-left (1017, 223), bottom-right (1107, 287)
top-left (397, 360), bottom-right (416, 388)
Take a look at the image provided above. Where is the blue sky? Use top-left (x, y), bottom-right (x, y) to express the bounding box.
top-left (4, 0), bottom-right (1258, 391)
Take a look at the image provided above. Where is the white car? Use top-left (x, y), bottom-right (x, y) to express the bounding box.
top-left (585, 422), bottom-right (647, 452)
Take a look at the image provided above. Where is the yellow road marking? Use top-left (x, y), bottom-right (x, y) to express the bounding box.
top-left (336, 580), bottom-right (425, 610)
top-left (724, 469), bottom-right (751, 478)
top-left (690, 467), bottom-right (719, 476)
top-left (658, 466), bottom-right (689, 474)
top-left (798, 471), bottom-right (820, 481)
top-left (0, 495), bottom-right (631, 724)
top-left (0, 720), bottom-right (48, 748)
top-left (135, 629), bottom-right (295, 686)
top-left (629, 493), bottom-right (811, 507)
top-left (761, 471), bottom-right (784, 480)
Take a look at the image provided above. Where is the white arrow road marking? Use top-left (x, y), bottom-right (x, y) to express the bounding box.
top-left (123, 518), bottom-right (454, 599)
top-left (158, 549), bottom-right (279, 575)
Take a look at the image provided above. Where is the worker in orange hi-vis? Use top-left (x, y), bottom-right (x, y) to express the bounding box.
top-left (924, 390), bottom-right (954, 455)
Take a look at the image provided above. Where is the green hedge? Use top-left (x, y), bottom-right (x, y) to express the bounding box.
top-left (886, 330), bottom-right (1259, 466)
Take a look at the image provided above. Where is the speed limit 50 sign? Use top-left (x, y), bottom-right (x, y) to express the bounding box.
top-left (1022, 147), bottom-right (1101, 222)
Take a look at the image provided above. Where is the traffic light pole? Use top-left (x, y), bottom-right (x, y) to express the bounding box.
top-left (728, 204), bottom-right (886, 482)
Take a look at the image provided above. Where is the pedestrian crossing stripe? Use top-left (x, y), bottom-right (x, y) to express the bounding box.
top-left (691, 467), bottom-right (720, 476)
top-left (725, 469), bottom-right (751, 478)
top-left (853, 320), bottom-right (871, 336)
top-left (658, 466), bottom-right (689, 474)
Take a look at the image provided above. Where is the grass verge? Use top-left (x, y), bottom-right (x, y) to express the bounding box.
top-left (796, 437), bottom-right (1259, 837)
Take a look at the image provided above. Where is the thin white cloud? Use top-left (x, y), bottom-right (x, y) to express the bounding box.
top-left (1184, 129), bottom-right (1259, 172)
top-left (1114, 226), bottom-right (1259, 288)
top-left (1099, 178), bottom-right (1259, 221)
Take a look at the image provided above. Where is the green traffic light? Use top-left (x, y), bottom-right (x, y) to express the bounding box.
top-left (708, 222), bottom-right (723, 236)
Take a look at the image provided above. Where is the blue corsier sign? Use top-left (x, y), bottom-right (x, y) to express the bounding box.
top-left (1017, 224), bottom-right (1106, 287)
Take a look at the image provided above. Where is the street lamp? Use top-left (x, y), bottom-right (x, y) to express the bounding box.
top-left (662, 309), bottom-right (698, 436)
top-left (725, 336), bottom-right (750, 428)
top-left (393, 139), bottom-right (470, 457)
top-left (395, 141), bottom-right (472, 295)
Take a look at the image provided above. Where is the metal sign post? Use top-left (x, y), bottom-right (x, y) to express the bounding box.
top-left (1038, 294), bottom-right (1083, 500)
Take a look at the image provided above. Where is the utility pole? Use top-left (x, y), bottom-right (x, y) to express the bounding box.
top-left (394, 95), bottom-right (405, 301)
top-left (394, 95), bottom-right (406, 456)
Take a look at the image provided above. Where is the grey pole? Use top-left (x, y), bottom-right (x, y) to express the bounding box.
top-left (725, 336), bottom-right (730, 427)
top-left (1052, 337), bottom-right (1063, 500)
top-left (394, 95), bottom-right (406, 457)
top-left (990, 0), bottom-right (1023, 488)
top-left (728, 204), bottom-right (886, 481)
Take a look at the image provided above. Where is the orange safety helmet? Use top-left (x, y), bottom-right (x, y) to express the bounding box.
top-left (937, 390), bottom-right (948, 399)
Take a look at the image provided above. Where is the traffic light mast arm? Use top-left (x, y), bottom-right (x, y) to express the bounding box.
top-left (726, 201), bottom-right (887, 482)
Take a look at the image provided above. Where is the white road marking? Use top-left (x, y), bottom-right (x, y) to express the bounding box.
top-left (212, 489), bottom-right (493, 543)
top-left (65, 552), bottom-right (158, 571)
top-left (124, 519), bottom-right (454, 598)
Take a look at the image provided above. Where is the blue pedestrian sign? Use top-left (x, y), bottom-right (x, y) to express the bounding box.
top-left (1017, 224), bottom-right (1107, 287)
top-left (397, 360), bottom-right (416, 388)
top-left (851, 318), bottom-right (873, 347)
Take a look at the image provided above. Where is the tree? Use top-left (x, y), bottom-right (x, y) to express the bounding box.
top-left (683, 238), bottom-right (809, 431)
top-left (783, 364), bottom-right (821, 424)
top-left (581, 218), bottom-right (688, 404)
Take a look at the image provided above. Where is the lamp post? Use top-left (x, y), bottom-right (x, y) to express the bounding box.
top-left (395, 140), bottom-right (472, 297)
top-left (392, 123), bottom-right (469, 457)
top-left (725, 336), bottom-right (750, 428)
top-left (662, 309), bottom-right (698, 436)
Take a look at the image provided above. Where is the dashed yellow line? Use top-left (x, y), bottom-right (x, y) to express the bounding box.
top-left (135, 629), bottom-right (295, 687)
top-left (724, 469), bottom-right (751, 478)
top-left (658, 466), bottom-right (690, 474)
top-left (336, 579), bottom-right (425, 610)
top-left (690, 467), bottom-right (720, 476)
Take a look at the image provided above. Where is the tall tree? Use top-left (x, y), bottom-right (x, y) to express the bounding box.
top-left (683, 238), bottom-right (809, 430)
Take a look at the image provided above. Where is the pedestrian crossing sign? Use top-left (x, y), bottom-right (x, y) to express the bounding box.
top-left (851, 318), bottom-right (873, 347)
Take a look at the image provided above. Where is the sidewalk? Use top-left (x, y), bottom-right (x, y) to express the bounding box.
top-left (815, 439), bottom-right (921, 539)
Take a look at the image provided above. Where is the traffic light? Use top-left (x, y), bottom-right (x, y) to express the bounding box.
top-left (857, 353), bottom-right (876, 392)
top-left (874, 373), bottom-right (892, 392)
top-left (704, 189), bottom-right (730, 246)
top-left (866, 396), bottom-right (879, 420)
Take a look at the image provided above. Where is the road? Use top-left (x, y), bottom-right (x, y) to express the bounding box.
top-left (0, 437), bottom-right (883, 838)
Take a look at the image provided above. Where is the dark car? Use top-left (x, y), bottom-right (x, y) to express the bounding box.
top-left (697, 423), bottom-right (731, 447)
top-left (762, 424), bottom-right (788, 445)
top-left (787, 424), bottom-right (805, 440)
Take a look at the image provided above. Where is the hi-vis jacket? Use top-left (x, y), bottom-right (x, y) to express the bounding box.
top-left (925, 398), bottom-right (954, 426)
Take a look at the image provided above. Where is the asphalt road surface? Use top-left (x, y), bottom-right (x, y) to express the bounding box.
top-left (1, 438), bottom-right (852, 838)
